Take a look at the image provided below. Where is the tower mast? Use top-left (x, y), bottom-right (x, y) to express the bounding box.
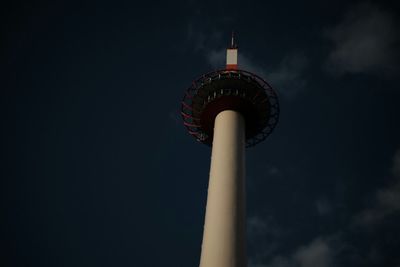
top-left (199, 36), bottom-right (245, 267)
top-left (181, 34), bottom-right (280, 267)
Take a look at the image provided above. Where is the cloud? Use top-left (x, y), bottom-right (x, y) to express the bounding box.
top-left (187, 25), bottom-right (224, 53)
top-left (206, 48), bottom-right (308, 98)
top-left (206, 49), bottom-right (268, 76)
top-left (393, 149), bottom-right (400, 177)
top-left (185, 23), bottom-right (308, 98)
top-left (325, 2), bottom-right (399, 77)
top-left (186, 24), bottom-right (207, 52)
top-left (250, 150), bottom-right (400, 267)
top-left (248, 216), bottom-right (269, 236)
top-left (249, 256), bottom-right (290, 267)
top-left (315, 198), bottom-right (331, 216)
top-left (267, 166), bottom-right (281, 177)
top-left (267, 54), bottom-right (308, 97)
top-left (247, 215), bottom-right (286, 266)
top-left (247, 216), bottom-right (281, 239)
top-left (355, 149), bottom-right (400, 226)
top-left (293, 238), bottom-right (332, 267)
top-left (206, 49), bottom-right (225, 68)
top-left (250, 237), bottom-right (333, 267)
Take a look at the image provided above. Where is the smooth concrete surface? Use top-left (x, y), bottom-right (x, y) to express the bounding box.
top-left (199, 110), bottom-right (246, 267)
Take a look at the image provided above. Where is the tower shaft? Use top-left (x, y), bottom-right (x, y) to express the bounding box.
top-left (199, 110), bottom-right (247, 267)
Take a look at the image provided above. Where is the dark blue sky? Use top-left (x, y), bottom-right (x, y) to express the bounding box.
top-left (2, 0), bottom-right (400, 266)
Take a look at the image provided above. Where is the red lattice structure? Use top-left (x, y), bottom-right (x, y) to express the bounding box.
top-left (181, 69), bottom-right (279, 147)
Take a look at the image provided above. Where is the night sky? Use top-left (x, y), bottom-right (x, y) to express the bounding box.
top-left (2, 0), bottom-right (400, 266)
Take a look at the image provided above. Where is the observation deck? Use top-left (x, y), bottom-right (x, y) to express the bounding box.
top-left (181, 69), bottom-right (279, 147)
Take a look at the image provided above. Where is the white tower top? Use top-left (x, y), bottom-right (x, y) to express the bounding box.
top-left (226, 31), bottom-right (238, 70)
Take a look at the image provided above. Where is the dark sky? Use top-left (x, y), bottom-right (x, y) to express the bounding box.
top-left (2, 0), bottom-right (400, 266)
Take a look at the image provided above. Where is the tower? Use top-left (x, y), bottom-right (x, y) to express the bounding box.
top-left (181, 34), bottom-right (279, 267)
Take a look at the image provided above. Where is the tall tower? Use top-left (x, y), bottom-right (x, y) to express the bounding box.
top-left (181, 34), bottom-right (279, 267)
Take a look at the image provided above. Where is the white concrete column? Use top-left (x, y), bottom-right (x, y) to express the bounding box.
top-left (199, 110), bottom-right (246, 267)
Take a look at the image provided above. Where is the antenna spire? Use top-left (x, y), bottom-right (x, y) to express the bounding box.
top-left (231, 31), bottom-right (237, 48)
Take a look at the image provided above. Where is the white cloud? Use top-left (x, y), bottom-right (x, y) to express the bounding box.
top-left (315, 198), bottom-right (331, 216)
top-left (186, 24), bottom-right (224, 54)
top-left (247, 215), bottom-right (284, 265)
top-left (393, 149), bottom-right (400, 177)
top-left (251, 150), bottom-right (400, 267)
top-left (376, 182), bottom-right (400, 211)
top-left (205, 49), bottom-right (267, 75)
top-left (206, 49), bottom-right (308, 98)
top-left (325, 2), bottom-right (399, 77)
top-left (247, 216), bottom-right (281, 237)
top-left (293, 238), bottom-right (332, 267)
top-left (267, 166), bottom-right (281, 177)
top-left (186, 24), bottom-right (308, 99)
top-left (267, 54), bottom-right (308, 97)
top-left (250, 256), bottom-right (290, 267)
top-left (250, 237), bottom-right (333, 267)
top-left (206, 49), bottom-right (225, 68)
top-left (355, 149), bottom-right (400, 226)
top-left (248, 216), bottom-right (268, 236)
top-left (186, 24), bottom-right (207, 52)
